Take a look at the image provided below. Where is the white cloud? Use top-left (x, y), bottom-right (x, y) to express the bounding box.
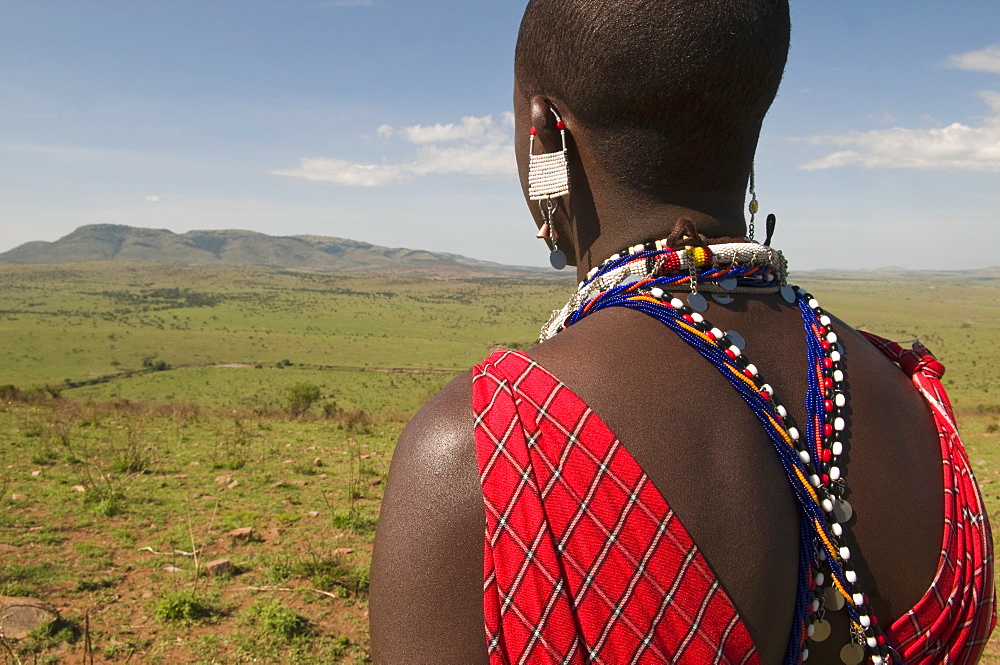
top-left (270, 158), bottom-right (408, 187)
top-left (401, 113), bottom-right (513, 144)
top-left (271, 113), bottom-right (517, 187)
top-left (144, 195), bottom-right (161, 202)
top-left (799, 58), bottom-right (1000, 172)
top-left (946, 44), bottom-right (1000, 74)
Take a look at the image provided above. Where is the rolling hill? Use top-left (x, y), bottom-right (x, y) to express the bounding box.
top-left (0, 224), bottom-right (541, 274)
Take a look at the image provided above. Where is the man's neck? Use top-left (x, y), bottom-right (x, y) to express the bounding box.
top-left (574, 193), bottom-right (749, 282)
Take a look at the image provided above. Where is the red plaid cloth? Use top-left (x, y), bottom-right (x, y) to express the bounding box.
top-left (473, 350), bottom-right (759, 665)
top-left (861, 333), bottom-right (996, 664)
top-left (474, 341), bottom-right (996, 664)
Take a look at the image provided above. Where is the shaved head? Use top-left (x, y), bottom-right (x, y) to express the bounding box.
top-left (515, 0), bottom-right (790, 195)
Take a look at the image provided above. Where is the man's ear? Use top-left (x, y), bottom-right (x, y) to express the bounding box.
top-left (529, 95), bottom-right (565, 153)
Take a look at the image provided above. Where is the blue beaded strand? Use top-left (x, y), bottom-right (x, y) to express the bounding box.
top-left (556, 271), bottom-right (892, 663)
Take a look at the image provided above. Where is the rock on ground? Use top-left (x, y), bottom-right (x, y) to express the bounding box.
top-left (0, 596), bottom-right (59, 639)
top-left (204, 559), bottom-right (234, 576)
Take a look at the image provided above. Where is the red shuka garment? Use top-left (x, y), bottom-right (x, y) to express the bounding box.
top-left (472, 336), bottom-right (994, 664)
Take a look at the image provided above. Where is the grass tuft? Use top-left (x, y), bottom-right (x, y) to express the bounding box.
top-left (243, 599), bottom-right (310, 641)
top-left (153, 592), bottom-right (221, 625)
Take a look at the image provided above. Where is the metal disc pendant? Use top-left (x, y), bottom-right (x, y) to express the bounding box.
top-left (550, 249), bottom-right (567, 270)
top-left (824, 585), bottom-right (846, 611)
top-left (840, 643), bottom-right (865, 665)
top-left (712, 292), bottom-right (733, 305)
top-left (687, 292), bottom-right (708, 312)
top-left (833, 499), bottom-right (854, 523)
top-left (726, 330), bottom-right (746, 350)
top-left (781, 284), bottom-right (797, 304)
top-left (809, 619), bottom-right (830, 642)
top-left (810, 619), bottom-right (832, 643)
top-left (720, 277), bottom-right (739, 291)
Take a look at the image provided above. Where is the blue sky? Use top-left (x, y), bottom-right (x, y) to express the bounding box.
top-left (2, 1), bottom-right (998, 270)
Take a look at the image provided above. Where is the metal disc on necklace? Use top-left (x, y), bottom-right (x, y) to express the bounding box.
top-left (687, 292), bottom-right (708, 312)
top-left (712, 292), bottom-right (733, 305)
top-left (781, 284), bottom-right (797, 304)
top-left (720, 277), bottom-right (739, 291)
top-left (810, 619), bottom-right (832, 643)
top-left (726, 330), bottom-right (746, 350)
top-left (549, 249), bottom-right (567, 270)
top-left (824, 586), bottom-right (846, 611)
top-left (833, 499), bottom-right (854, 523)
top-left (840, 643), bottom-right (865, 665)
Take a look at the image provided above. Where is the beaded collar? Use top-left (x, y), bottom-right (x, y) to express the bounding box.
top-left (540, 238), bottom-right (895, 665)
top-left (540, 238), bottom-right (788, 342)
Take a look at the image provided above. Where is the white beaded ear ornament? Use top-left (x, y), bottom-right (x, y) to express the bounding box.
top-left (528, 108), bottom-right (570, 270)
top-left (747, 165), bottom-right (759, 241)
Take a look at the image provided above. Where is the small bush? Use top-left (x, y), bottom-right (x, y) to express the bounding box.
top-left (286, 383), bottom-right (321, 416)
top-left (76, 576), bottom-right (120, 592)
top-left (243, 599), bottom-right (309, 641)
top-left (329, 509), bottom-right (376, 537)
top-left (291, 555), bottom-right (369, 596)
top-left (154, 592), bottom-right (219, 625)
top-left (324, 405), bottom-right (374, 433)
top-left (141, 356), bottom-right (170, 371)
top-left (29, 617), bottom-right (81, 645)
top-left (29, 447), bottom-right (60, 466)
top-left (86, 492), bottom-right (126, 518)
top-left (0, 384), bottom-right (21, 401)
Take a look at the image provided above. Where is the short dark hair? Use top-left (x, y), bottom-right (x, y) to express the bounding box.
top-left (515, 0), bottom-right (790, 194)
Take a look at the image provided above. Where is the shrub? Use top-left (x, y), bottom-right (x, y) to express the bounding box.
top-left (0, 384), bottom-right (21, 400)
top-left (291, 555), bottom-right (369, 596)
top-left (286, 383), bottom-right (321, 416)
top-left (243, 599), bottom-right (309, 641)
top-left (154, 592), bottom-right (219, 624)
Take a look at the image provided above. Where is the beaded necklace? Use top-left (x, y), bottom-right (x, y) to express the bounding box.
top-left (542, 238), bottom-right (894, 665)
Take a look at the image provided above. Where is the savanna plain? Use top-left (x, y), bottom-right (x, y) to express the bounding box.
top-left (1, 262), bottom-right (998, 664)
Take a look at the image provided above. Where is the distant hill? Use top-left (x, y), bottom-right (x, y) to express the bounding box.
top-left (0, 224), bottom-right (543, 275)
top-left (791, 266), bottom-right (1000, 283)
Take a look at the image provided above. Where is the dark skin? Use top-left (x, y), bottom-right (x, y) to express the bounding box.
top-left (369, 93), bottom-right (944, 664)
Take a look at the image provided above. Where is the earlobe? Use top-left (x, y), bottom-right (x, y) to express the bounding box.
top-left (529, 95), bottom-right (563, 150)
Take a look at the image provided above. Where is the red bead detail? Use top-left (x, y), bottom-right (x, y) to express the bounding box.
top-left (556, 120), bottom-right (566, 130)
top-left (877, 635), bottom-right (886, 645)
top-left (824, 400), bottom-right (834, 412)
top-left (821, 448), bottom-right (833, 462)
top-left (824, 423), bottom-right (833, 437)
top-left (682, 314), bottom-right (694, 323)
top-left (821, 474), bottom-right (830, 485)
top-left (725, 349), bottom-right (737, 360)
top-left (823, 357), bottom-right (834, 369)
top-left (823, 377), bottom-right (834, 389)
top-left (744, 368), bottom-right (755, 378)
top-left (821, 340), bottom-right (831, 350)
top-left (530, 127), bottom-right (537, 136)
top-left (760, 390), bottom-right (771, 401)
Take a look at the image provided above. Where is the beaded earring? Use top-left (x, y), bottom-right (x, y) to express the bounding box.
top-left (528, 108), bottom-right (570, 270)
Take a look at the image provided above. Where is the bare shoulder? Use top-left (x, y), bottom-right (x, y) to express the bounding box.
top-left (369, 371), bottom-right (488, 665)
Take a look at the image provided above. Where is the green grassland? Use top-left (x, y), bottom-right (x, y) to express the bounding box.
top-left (1, 262), bottom-right (999, 663)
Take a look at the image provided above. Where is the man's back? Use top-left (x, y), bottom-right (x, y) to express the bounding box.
top-left (371, 294), bottom-right (955, 663)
